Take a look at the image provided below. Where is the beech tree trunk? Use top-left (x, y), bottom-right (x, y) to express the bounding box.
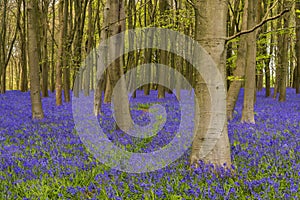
top-left (95, 0), bottom-right (133, 131)
top-left (157, 0), bottom-right (169, 99)
top-left (55, 0), bottom-right (66, 106)
top-left (41, 1), bottom-right (49, 97)
top-left (27, 0), bottom-right (44, 119)
top-left (241, 0), bottom-right (257, 123)
top-left (279, 0), bottom-right (291, 102)
top-left (227, 0), bottom-right (247, 121)
top-left (190, 0), bottom-right (231, 167)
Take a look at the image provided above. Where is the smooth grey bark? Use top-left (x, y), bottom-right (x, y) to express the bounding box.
top-left (94, 0), bottom-right (133, 131)
top-left (227, 0), bottom-right (247, 121)
top-left (279, 0), bottom-right (291, 102)
top-left (241, 0), bottom-right (257, 123)
top-left (190, 0), bottom-right (231, 167)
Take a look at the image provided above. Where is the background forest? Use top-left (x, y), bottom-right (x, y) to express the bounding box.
top-left (0, 0), bottom-right (299, 199)
top-left (0, 0), bottom-right (299, 101)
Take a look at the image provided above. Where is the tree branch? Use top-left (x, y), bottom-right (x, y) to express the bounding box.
top-left (226, 8), bottom-right (290, 42)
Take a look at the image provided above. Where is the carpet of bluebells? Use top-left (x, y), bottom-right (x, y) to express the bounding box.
top-left (0, 88), bottom-right (299, 199)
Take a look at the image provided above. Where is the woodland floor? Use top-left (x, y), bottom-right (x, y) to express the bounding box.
top-left (0, 88), bottom-right (299, 199)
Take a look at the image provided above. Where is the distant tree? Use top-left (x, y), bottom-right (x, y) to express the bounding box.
top-left (27, 0), bottom-right (44, 119)
top-left (50, 0), bottom-right (55, 93)
top-left (55, 0), bottom-right (66, 106)
top-left (19, 0), bottom-right (28, 92)
top-left (41, 0), bottom-right (50, 97)
top-left (265, 0), bottom-right (274, 97)
top-left (256, 0), bottom-right (264, 92)
top-left (295, 0), bottom-right (300, 94)
top-left (83, 0), bottom-right (94, 97)
top-left (227, 0), bottom-right (247, 121)
top-left (143, 0), bottom-right (157, 96)
top-left (72, 0), bottom-right (88, 100)
top-left (0, 0), bottom-right (20, 93)
top-left (157, 0), bottom-right (170, 99)
top-left (278, 0), bottom-right (292, 102)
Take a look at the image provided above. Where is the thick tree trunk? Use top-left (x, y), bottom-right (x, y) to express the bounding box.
top-left (27, 0), bottom-right (44, 119)
top-left (241, 0), bottom-right (257, 123)
top-left (95, 0), bottom-right (133, 131)
top-left (190, 0), bottom-right (231, 167)
top-left (105, 0), bottom-right (133, 131)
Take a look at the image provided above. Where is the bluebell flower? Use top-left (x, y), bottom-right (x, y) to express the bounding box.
top-left (67, 187), bottom-right (77, 195)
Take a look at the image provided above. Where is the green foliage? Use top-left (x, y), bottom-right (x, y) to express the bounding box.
top-left (296, 9), bottom-right (300, 18)
top-left (227, 75), bottom-right (244, 81)
top-left (137, 103), bottom-right (152, 110)
top-left (153, 9), bottom-right (195, 32)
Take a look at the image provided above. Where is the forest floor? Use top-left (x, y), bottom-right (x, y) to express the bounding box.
top-left (0, 89), bottom-right (299, 199)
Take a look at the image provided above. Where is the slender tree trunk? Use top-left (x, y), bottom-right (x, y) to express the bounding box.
top-left (143, 0), bottom-right (151, 95)
top-left (63, 0), bottom-right (70, 102)
top-left (50, 0), bottom-right (55, 93)
top-left (273, 3), bottom-right (283, 99)
top-left (55, 0), bottom-right (65, 106)
top-left (20, 0), bottom-right (28, 92)
top-left (102, 0), bottom-right (112, 103)
top-left (295, 1), bottom-right (300, 93)
top-left (41, 1), bottom-right (49, 97)
top-left (241, 0), bottom-right (257, 123)
top-left (0, 0), bottom-right (8, 94)
top-left (227, 0), bottom-right (241, 89)
top-left (175, 0), bottom-right (183, 99)
top-left (256, 0), bottom-right (263, 92)
top-left (72, 0), bottom-right (88, 99)
top-left (157, 0), bottom-right (169, 99)
top-left (127, 0), bottom-right (138, 97)
top-left (265, 1), bottom-right (272, 97)
top-left (0, 0), bottom-right (20, 93)
top-left (279, 0), bottom-right (291, 102)
top-left (227, 0), bottom-right (247, 121)
top-left (190, 0), bottom-right (231, 167)
top-left (84, 0), bottom-right (94, 97)
top-left (27, 0), bottom-right (44, 119)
